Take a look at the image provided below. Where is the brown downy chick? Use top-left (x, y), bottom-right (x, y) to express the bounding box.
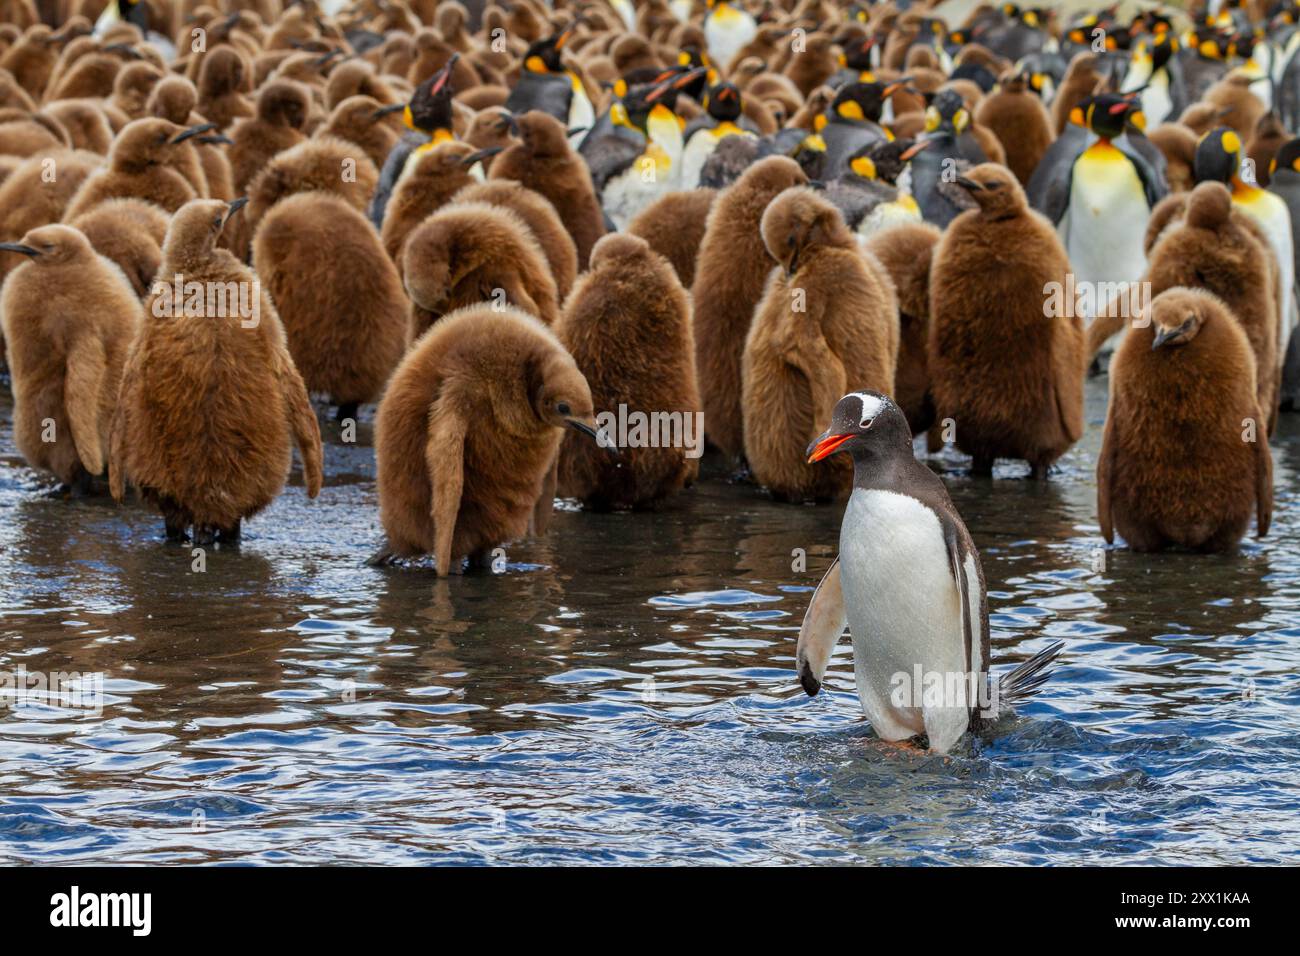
top-left (401, 201), bottom-right (560, 336)
top-left (450, 178), bottom-right (578, 301)
top-left (196, 45), bottom-right (253, 131)
top-left (379, 139), bottom-right (496, 264)
top-left (68, 196), bottom-right (168, 296)
top-left (1247, 111), bottom-right (1287, 188)
top-left (742, 186), bottom-right (900, 502)
top-left (320, 94), bottom-right (404, 176)
top-left (62, 117), bottom-right (213, 219)
top-left (863, 220), bottom-right (943, 438)
top-left (109, 60), bottom-right (163, 119)
top-left (373, 304), bottom-right (599, 573)
top-left (975, 70), bottom-right (1053, 186)
top-left (44, 98), bottom-right (113, 153)
top-left (627, 187), bottom-right (718, 290)
top-left (227, 78), bottom-right (309, 194)
top-left (1147, 122), bottom-right (1198, 193)
top-left (0, 24), bottom-right (61, 100)
top-left (555, 233), bottom-right (700, 510)
top-left (252, 191), bottom-right (410, 422)
top-left (692, 156), bottom-right (808, 462)
top-left (325, 58), bottom-right (400, 112)
top-left (0, 223), bottom-right (143, 492)
top-left (489, 110), bottom-right (605, 269)
top-left (928, 163), bottom-right (1084, 478)
top-left (109, 198), bottom-right (323, 545)
top-left (463, 106), bottom-right (517, 170)
top-left (1099, 287), bottom-right (1272, 553)
top-left (1051, 51), bottom-right (1102, 135)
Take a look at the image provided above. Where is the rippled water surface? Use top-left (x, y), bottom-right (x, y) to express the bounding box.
top-left (2, 377), bottom-right (1299, 865)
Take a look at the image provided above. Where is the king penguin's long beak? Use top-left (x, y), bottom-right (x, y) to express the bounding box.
top-left (460, 146), bottom-right (504, 167)
top-left (172, 122), bottom-right (217, 144)
top-left (566, 418), bottom-right (619, 455)
top-left (373, 102), bottom-right (406, 119)
top-left (224, 197), bottom-right (249, 224)
top-left (0, 242), bottom-right (39, 257)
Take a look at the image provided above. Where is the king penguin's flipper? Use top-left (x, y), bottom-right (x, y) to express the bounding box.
top-left (795, 558), bottom-right (847, 696)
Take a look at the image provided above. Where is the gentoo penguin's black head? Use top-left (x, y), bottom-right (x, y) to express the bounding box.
top-left (806, 391), bottom-right (911, 464)
top-left (407, 53), bottom-right (458, 134)
top-left (1194, 127), bottom-right (1245, 186)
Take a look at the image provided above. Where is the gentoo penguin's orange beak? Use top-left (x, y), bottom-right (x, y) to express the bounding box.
top-left (807, 432), bottom-right (855, 462)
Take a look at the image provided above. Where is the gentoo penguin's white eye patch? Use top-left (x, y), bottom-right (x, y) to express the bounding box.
top-left (850, 392), bottom-right (884, 427)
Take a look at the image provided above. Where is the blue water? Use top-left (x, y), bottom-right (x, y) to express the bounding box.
top-left (1, 378), bottom-right (1298, 864)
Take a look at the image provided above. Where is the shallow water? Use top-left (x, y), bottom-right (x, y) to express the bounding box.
top-left (1, 376), bottom-right (1298, 865)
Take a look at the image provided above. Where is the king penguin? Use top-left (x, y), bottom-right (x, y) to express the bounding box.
top-left (369, 54), bottom-right (461, 229)
top-left (679, 81), bottom-right (757, 189)
top-left (504, 28), bottom-right (595, 149)
top-left (1121, 33), bottom-right (1185, 127)
top-left (1197, 126), bottom-right (1297, 366)
top-left (704, 0), bottom-right (757, 73)
top-left (796, 391), bottom-right (1064, 754)
top-left (1268, 136), bottom-right (1300, 408)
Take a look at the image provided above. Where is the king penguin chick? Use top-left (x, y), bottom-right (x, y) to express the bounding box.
top-left (109, 198), bottom-right (323, 545)
top-left (68, 196), bottom-right (168, 297)
top-left (490, 110), bottom-right (606, 269)
top-left (692, 156), bottom-right (807, 463)
top-left (555, 233), bottom-right (700, 510)
top-left (379, 138), bottom-right (499, 265)
top-left (797, 390), bottom-right (1065, 753)
top-left (372, 303), bottom-right (601, 573)
top-left (252, 191), bottom-right (410, 424)
top-left (401, 201), bottom-right (560, 336)
top-left (929, 164), bottom-right (1084, 478)
top-left (1099, 287), bottom-right (1272, 553)
top-left (227, 79), bottom-right (309, 195)
top-left (975, 69), bottom-right (1054, 186)
top-left (0, 224), bottom-right (143, 493)
top-left (627, 186), bottom-right (718, 290)
top-left (742, 186), bottom-right (899, 503)
top-left (62, 117), bottom-right (212, 219)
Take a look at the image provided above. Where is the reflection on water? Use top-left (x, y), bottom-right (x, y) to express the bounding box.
top-left (1, 380), bottom-right (1298, 864)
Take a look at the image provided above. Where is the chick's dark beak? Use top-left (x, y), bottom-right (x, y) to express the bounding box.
top-left (0, 242), bottom-right (40, 257)
top-left (461, 146), bottom-right (504, 167)
top-left (172, 122), bottom-right (217, 144)
top-left (1151, 327), bottom-right (1178, 349)
top-left (953, 175), bottom-right (983, 191)
top-left (566, 418), bottom-right (619, 455)
top-left (224, 196), bottom-right (249, 223)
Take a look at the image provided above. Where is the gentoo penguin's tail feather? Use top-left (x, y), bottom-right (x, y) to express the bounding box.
top-left (999, 641), bottom-right (1066, 703)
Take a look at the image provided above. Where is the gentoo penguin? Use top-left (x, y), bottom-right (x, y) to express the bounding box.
top-left (797, 391), bottom-right (1064, 754)
top-left (742, 187), bottom-right (899, 503)
top-left (555, 233), bottom-right (700, 511)
top-left (109, 199), bottom-right (324, 544)
top-left (371, 304), bottom-right (601, 573)
top-left (369, 54), bottom-right (460, 229)
top-left (1040, 94), bottom-right (1166, 337)
top-left (1099, 287), bottom-right (1272, 553)
top-left (252, 191), bottom-right (410, 425)
top-left (692, 156), bottom-right (808, 462)
top-left (928, 164), bottom-right (1084, 478)
top-left (504, 29), bottom-right (594, 149)
top-left (679, 81), bottom-right (757, 189)
top-left (704, 0), bottom-right (757, 73)
top-left (0, 224), bottom-right (143, 494)
top-left (1196, 126), bottom-right (1297, 365)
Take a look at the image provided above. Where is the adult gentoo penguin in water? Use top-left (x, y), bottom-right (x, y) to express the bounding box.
top-left (505, 29), bottom-right (595, 149)
top-left (796, 392), bottom-right (1064, 754)
top-left (369, 55), bottom-right (461, 229)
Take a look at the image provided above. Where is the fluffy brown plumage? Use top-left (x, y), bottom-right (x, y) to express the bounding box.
top-left (373, 304), bottom-right (597, 572)
top-left (68, 196), bottom-right (168, 297)
top-left (489, 110), bottom-right (605, 269)
top-left (693, 156), bottom-right (807, 461)
top-left (1, 223), bottom-right (142, 489)
top-left (401, 201), bottom-right (559, 336)
top-left (627, 187), bottom-right (718, 290)
top-left (555, 233), bottom-right (700, 509)
top-left (227, 79), bottom-right (309, 194)
top-left (109, 199), bottom-right (323, 543)
top-left (450, 178), bottom-right (578, 301)
top-left (1099, 287), bottom-right (1272, 552)
top-left (62, 117), bottom-right (201, 220)
top-left (975, 72), bottom-right (1053, 186)
top-left (1146, 122), bottom-right (1198, 193)
top-left (928, 163), bottom-right (1084, 477)
top-left (863, 220), bottom-right (942, 438)
top-left (742, 186), bottom-right (899, 502)
top-left (378, 139), bottom-right (481, 265)
top-left (252, 191), bottom-right (410, 416)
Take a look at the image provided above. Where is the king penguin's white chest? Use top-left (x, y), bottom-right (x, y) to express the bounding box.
top-left (839, 488), bottom-right (975, 747)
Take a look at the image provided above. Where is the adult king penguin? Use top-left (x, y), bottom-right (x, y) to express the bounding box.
top-left (505, 28), bottom-right (595, 149)
top-left (704, 0), bottom-right (757, 73)
top-left (797, 391), bottom-right (1064, 754)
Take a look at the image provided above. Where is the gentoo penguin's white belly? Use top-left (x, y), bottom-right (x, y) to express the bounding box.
top-left (1059, 146), bottom-right (1149, 332)
top-left (839, 488), bottom-right (976, 752)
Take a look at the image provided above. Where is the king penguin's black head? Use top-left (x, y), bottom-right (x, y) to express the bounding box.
top-left (119, 0), bottom-right (150, 31)
top-left (1194, 127), bottom-right (1245, 186)
top-left (1273, 137), bottom-right (1300, 178)
top-left (703, 82), bottom-right (742, 122)
top-left (841, 35), bottom-right (876, 71)
top-left (407, 53), bottom-right (458, 134)
top-left (524, 29), bottom-right (574, 74)
top-left (830, 80), bottom-right (902, 124)
top-left (806, 392), bottom-right (911, 464)
top-left (1082, 93), bottom-right (1142, 140)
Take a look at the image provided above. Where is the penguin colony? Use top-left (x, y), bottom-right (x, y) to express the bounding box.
top-left (1, 1), bottom-right (1297, 754)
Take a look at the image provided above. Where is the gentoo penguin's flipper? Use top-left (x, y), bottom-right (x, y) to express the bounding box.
top-left (998, 641), bottom-right (1065, 704)
top-left (796, 558), bottom-right (847, 696)
top-left (1254, 403), bottom-right (1274, 537)
top-left (531, 452), bottom-right (559, 536)
top-left (275, 348), bottom-right (324, 498)
top-left (64, 335), bottom-right (109, 475)
top-left (1097, 411), bottom-right (1117, 544)
top-left (944, 523), bottom-right (977, 680)
top-left (426, 401), bottom-right (468, 576)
